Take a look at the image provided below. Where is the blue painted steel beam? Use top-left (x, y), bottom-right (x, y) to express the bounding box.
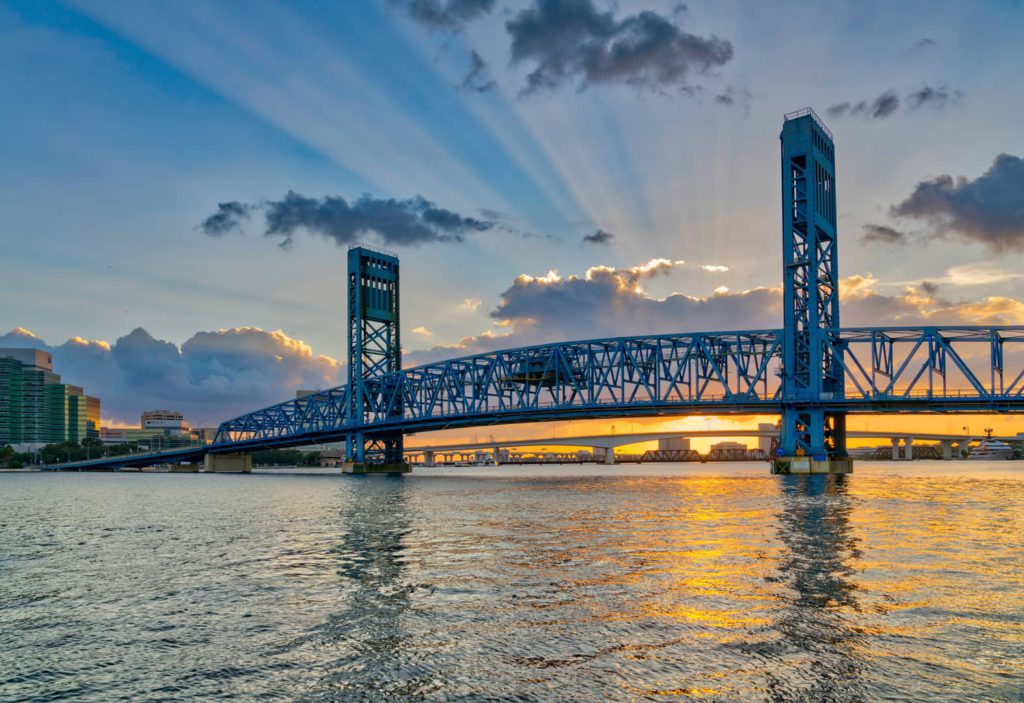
top-left (206, 325), bottom-right (1024, 455)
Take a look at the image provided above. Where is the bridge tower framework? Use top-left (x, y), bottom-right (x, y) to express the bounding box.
top-left (775, 109), bottom-right (850, 473)
top-left (346, 245), bottom-right (406, 468)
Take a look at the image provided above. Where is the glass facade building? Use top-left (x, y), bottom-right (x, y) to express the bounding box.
top-left (0, 348), bottom-right (101, 447)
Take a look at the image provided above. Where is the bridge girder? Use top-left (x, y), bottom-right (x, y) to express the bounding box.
top-left (211, 325), bottom-right (1024, 451)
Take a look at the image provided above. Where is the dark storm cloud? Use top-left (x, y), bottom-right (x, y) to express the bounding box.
top-left (461, 50), bottom-right (496, 92)
top-left (890, 153), bottom-right (1024, 251)
top-left (505, 0), bottom-right (733, 94)
top-left (582, 228), bottom-right (614, 245)
top-left (200, 201), bottom-right (253, 236)
top-left (390, 0), bottom-right (496, 28)
top-left (862, 224), bottom-right (908, 245)
top-left (827, 84), bottom-right (959, 120)
top-left (200, 191), bottom-right (495, 248)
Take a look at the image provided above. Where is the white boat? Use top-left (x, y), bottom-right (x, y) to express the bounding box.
top-left (968, 437), bottom-right (1015, 460)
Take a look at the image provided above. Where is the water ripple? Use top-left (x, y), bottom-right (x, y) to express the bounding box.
top-left (1, 466), bottom-right (1022, 702)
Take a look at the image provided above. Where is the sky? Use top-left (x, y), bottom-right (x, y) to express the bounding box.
top-left (1, 0), bottom-right (1023, 430)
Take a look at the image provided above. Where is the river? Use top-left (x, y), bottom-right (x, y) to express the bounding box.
top-left (1, 462), bottom-right (1022, 701)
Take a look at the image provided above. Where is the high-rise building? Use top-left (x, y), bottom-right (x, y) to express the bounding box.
top-left (0, 348), bottom-right (101, 449)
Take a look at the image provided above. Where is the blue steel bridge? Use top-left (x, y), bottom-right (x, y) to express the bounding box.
top-left (55, 109), bottom-right (1024, 473)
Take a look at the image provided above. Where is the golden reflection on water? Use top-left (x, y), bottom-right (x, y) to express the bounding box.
top-left (248, 470), bottom-right (1024, 700)
top-left (3, 469), bottom-right (1023, 701)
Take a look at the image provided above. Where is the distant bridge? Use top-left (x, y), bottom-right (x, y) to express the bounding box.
top-left (49, 109), bottom-right (1024, 474)
top-left (405, 428), bottom-right (1007, 464)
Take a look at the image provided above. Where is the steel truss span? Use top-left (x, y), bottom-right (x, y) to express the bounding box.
top-left (211, 326), bottom-right (1024, 451)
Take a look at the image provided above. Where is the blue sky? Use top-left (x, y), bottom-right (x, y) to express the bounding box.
top-left (2, 0), bottom-right (1023, 423)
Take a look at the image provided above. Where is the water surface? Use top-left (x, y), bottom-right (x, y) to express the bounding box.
top-left (2, 462), bottom-right (1022, 701)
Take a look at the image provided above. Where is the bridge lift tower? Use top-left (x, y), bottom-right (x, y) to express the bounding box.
top-left (773, 109), bottom-right (851, 474)
top-left (345, 246), bottom-right (409, 472)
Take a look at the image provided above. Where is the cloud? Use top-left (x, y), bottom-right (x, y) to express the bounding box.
top-left (461, 50), bottom-right (496, 92)
top-left (942, 262), bottom-right (1022, 287)
top-left (0, 327), bottom-right (342, 426)
top-left (406, 259), bottom-right (1024, 366)
top-left (582, 228), bottom-right (614, 245)
top-left (200, 191), bottom-right (496, 248)
top-left (827, 90), bottom-right (900, 120)
top-left (862, 224), bottom-right (908, 245)
top-left (907, 37), bottom-right (937, 55)
top-left (200, 201), bottom-right (253, 236)
top-left (390, 0), bottom-right (496, 29)
top-left (906, 84), bottom-right (957, 110)
top-left (714, 86), bottom-right (751, 111)
top-left (458, 297), bottom-right (483, 312)
top-left (839, 274), bottom-right (1024, 326)
top-left (701, 264), bottom-right (729, 273)
top-left (506, 0), bottom-right (732, 94)
top-left (889, 153), bottom-right (1024, 251)
top-left (411, 326), bottom-right (433, 337)
top-left (827, 84), bottom-right (960, 120)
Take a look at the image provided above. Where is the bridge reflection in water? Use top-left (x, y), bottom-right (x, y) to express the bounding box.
top-left (756, 476), bottom-right (863, 702)
top-left (10, 468), bottom-right (1015, 699)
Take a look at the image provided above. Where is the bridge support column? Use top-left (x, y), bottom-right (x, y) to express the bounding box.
top-left (904, 437), bottom-right (914, 461)
top-left (492, 447), bottom-right (501, 466)
top-left (204, 453), bottom-right (252, 473)
top-left (424, 450), bottom-right (436, 467)
top-left (941, 440), bottom-right (954, 461)
top-left (771, 455), bottom-right (852, 474)
top-left (891, 438), bottom-right (901, 461)
top-left (343, 430), bottom-right (409, 474)
top-left (604, 447), bottom-right (615, 464)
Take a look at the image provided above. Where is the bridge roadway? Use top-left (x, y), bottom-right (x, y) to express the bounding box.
top-left (46, 428), bottom-right (1010, 471)
top-left (44, 325), bottom-right (1024, 471)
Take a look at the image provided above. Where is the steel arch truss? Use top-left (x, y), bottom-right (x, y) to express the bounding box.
top-left (829, 326), bottom-right (1024, 410)
top-left (211, 326), bottom-right (1024, 452)
top-left (213, 331), bottom-right (784, 447)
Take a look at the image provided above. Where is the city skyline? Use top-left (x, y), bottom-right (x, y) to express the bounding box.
top-left (2, 1), bottom-right (1023, 425)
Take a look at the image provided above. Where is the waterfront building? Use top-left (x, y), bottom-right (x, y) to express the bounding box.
top-left (100, 409), bottom-right (195, 449)
top-left (710, 441), bottom-right (748, 452)
top-left (141, 409), bottom-right (189, 432)
top-left (0, 348), bottom-right (101, 449)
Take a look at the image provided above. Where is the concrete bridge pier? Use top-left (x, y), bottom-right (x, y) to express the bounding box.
top-left (904, 437), bottom-right (914, 461)
top-left (940, 440), bottom-right (954, 460)
top-left (204, 453), bottom-right (252, 473)
top-left (423, 450), bottom-right (436, 467)
top-left (891, 438), bottom-right (900, 461)
top-left (603, 447), bottom-right (615, 465)
top-left (492, 447), bottom-right (501, 466)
